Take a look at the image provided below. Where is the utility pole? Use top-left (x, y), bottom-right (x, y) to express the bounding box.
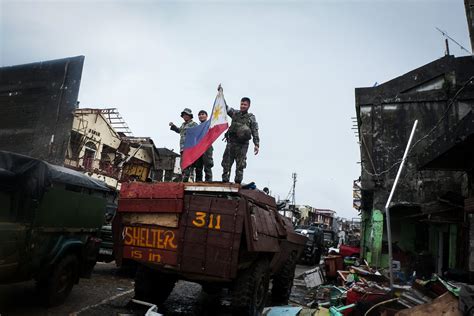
top-left (291, 172), bottom-right (297, 223)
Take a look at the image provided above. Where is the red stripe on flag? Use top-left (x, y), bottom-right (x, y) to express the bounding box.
top-left (181, 123), bottom-right (228, 170)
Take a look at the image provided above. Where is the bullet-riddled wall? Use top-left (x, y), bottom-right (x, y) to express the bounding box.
top-left (355, 55), bottom-right (474, 269)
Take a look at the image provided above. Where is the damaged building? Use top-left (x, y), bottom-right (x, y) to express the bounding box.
top-left (288, 206), bottom-right (335, 228)
top-left (0, 56), bottom-right (179, 189)
top-left (65, 108), bottom-right (180, 188)
top-left (355, 54), bottom-right (474, 281)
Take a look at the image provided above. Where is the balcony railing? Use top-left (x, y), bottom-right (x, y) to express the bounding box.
top-left (64, 157), bottom-right (121, 179)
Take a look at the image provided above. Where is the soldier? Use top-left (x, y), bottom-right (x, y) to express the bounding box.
top-left (194, 110), bottom-right (214, 181)
top-left (219, 85), bottom-right (260, 184)
top-left (169, 108), bottom-right (198, 182)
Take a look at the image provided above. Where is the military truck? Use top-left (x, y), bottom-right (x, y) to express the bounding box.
top-left (0, 151), bottom-right (111, 306)
top-left (295, 226), bottom-right (324, 265)
top-left (113, 182), bottom-right (306, 315)
top-left (97, 202), bottom-right (118, 263)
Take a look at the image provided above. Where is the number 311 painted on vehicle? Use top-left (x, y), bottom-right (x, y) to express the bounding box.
top-left (192, 212), bottom-right (222, 230)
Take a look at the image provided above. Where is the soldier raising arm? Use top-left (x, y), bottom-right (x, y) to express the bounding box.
top-left (169, 108), bottom-right (198, 182)
top-left (218, 84), bottom-right (259, 155)
top-left (218, 84), bottom-right (260, 184)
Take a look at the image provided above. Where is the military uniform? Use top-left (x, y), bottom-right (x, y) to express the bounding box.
top-left (170, 116), bottom-right (198, 182)
top-left (194, 146), bottom-right (214, 182)
top-left (222, 107), bottom-right (259, 184)
top-left (194, 118), bottom-right (214, 182)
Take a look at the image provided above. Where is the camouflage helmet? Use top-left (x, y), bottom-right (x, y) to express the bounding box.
top-left (181, 108), bottom-right (193, 118)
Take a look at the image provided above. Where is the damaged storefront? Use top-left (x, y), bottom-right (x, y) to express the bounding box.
top-left (420, 109), bottom-right (474, 282)
top-left (355, 54), bottom-right (474, 282)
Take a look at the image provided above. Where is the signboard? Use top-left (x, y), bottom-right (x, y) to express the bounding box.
top-left (122, 225), bottom-right (178, 265)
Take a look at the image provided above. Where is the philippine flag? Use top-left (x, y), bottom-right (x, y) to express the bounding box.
top-left (181, 90), bottom-right (229, 170)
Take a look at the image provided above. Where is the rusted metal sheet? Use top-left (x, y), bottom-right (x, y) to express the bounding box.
top-left (254, 205), bottom-right (279, 237)
top-left (204, 247), bottom-right (233, 278)
top-left (123, 246), bottom-right (177, 265)
top-left (118, 199), bottom-right (183, 213)
top-left (113, 182), bottom-right (308, 287)
top-left (120, 182), bottom-right (184, 199)
top-left (270, 240), bottom-right (293, 274)
top-left (179, 235), bottom-right (238, 279)
top-left (209, 197), bottom-right (241, 214)
top-left (185, 183), bottom-right (240, 193)
top-left (230, 224), bottom-right (242, 278)
top-left (240, 189), bottom-right (277, 208)
top-left (249, 234), bottom-right (280, 252)
top-left (121, 225), bottom-right (179, 266)
top-left (286, 231), bottom-right (308, 245)
top-left (273, 211), bottom-right (288, 237)
top-left (179, 255), bottom-right (204, 275)
top-left (182, 211), bottom-right (239, 233)
top-left (0, 56), bottom-right (84, 165)
top-left (243, 201), bottom-right (280, 252)
top-left (184, 196), bottom-right (241, 232)
top-left (122, 225), bottom-right (178, 250)
top-left (184, 182), bottom-right (240, 190)
top-left (177, 194), bottom-right (244, 279)
top-left (186, 194), bottom-right (212, 211)
top-left (122, 213), bottom-right (179, 228)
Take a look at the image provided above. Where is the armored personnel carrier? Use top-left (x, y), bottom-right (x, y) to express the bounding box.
top-left (114, 182), bottom-right (306, 315)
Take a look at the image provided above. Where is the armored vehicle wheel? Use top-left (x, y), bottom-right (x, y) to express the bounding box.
top-left (271, 253), bottom-right (297, 305)
top-left (134, 265), bottom-right (176, 306)
top-left (39, 254), bottom-right (79, 306)
top-left (201, 283), bottom-right (222, 296)
top-left (232, 259), bottom-right (270, 316)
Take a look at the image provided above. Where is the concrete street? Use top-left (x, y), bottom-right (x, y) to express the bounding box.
top-left (0, 262), bottom-right (316, 316)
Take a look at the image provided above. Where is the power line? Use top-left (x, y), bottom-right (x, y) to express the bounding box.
top-left (436, 27), bottom-right (471, 55)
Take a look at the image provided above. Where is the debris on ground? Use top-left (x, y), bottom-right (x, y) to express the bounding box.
top-left (269, 254), bottom-right (468, 316)
top-left (394, 292), bottom-right (460, 316)
top-left (298, 267), bottom-right (325, 288)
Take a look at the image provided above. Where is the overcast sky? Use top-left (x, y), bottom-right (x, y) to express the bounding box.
top-left (1, 0), bottom-right (470, 218)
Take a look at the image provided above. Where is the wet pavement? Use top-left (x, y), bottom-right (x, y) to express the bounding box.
top-left (0, 262), bottom-right (134, 316)
top-left (0, 262), bottom-right (317, 315)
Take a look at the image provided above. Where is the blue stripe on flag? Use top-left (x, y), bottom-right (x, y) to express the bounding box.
top-left (183, 120), bottom-right (211, 149)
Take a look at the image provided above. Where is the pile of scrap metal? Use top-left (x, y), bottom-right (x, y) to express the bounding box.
top-left (272, 259), bottom-right (474, 316)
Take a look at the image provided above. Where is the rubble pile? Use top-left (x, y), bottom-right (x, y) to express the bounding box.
top-left (264, 255), bottom-right (473, 316)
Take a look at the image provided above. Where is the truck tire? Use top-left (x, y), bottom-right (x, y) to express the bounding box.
top-left (271, 253), bottom-right (297, 305)
top-left (134, 265), bottom-right (176, 306)
top-left (201, 284), bottom-right (222, 296)
top-left (232, 259), bottom-right (270, 316)
top-left (39, 254), bottom-right (79, 306)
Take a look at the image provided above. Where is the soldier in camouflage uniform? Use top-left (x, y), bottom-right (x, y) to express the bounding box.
top-left (194, 110), bottom-right (214, 181)
top-left (219, 85), bottom-right (260, 184)
top-left (169, 108), bottom-right (198, 182)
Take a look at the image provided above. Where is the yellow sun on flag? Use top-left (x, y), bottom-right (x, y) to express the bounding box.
top-left (212, 104), bottom-right (222, 123)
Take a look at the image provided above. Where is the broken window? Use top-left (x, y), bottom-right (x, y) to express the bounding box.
top-left (83, 141), bottom-right (97, 171)
top-left (68, 130), bottom-right (83, 160)
top-left (99, 145), bottom-right (119, 177)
